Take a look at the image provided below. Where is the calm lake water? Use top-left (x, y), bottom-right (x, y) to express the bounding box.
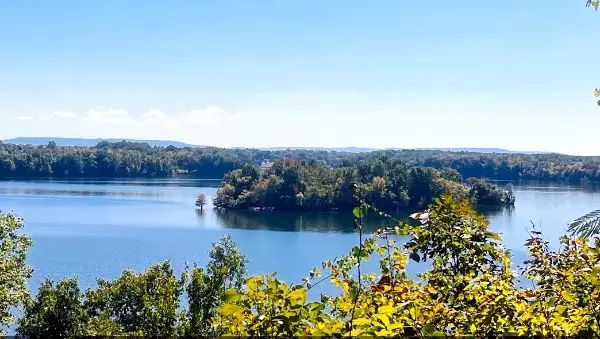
top-left (1, 179), bottom-right (599, 293)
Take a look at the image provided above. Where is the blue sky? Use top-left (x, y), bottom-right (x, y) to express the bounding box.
top-left (0, 1), bottom-right (598, 154)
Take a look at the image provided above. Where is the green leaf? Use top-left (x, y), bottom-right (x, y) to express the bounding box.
top-left (487, 232), bottom-right (502, 241)
top-left (409, 252), bottom-right (421, 262)
top-left (423, 326), bottom-right (445, 337)
top-left (568, 209), bottom-right (600, 238)
top-left (422, 324), bottom-right (436, 334)
top-left (223, 288), bottom-right (240, 303)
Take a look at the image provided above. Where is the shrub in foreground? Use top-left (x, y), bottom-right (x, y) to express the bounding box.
top-left (216, 195), bottom-right (600, 336)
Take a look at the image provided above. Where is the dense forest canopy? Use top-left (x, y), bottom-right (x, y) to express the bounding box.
top-left (1, 141), bottom-right (600, 183)
top-left (0, 141), bottom-right (263, 178)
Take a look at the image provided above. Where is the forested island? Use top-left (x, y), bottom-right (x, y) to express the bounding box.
top-left (213, 158), bottom-right (514, 211)
top-left (1, 141), bottom-right (599, 183)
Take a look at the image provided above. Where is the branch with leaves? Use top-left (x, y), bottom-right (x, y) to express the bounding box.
top-left (568, 210), bottom-right (600, 238)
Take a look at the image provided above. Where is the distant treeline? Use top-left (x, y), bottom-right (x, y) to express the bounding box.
top-left (214, 158), bottom-right (514, 211)
top-left (0, 141), bottom-right (261, 178)
top-left (0, 141), bottom-right (599, 182)
top-left (335, 150), bottom-right (600, 183)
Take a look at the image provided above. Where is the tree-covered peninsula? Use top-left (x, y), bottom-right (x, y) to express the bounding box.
top-left (1, 141), bottom-right (600, 183)
top-left (1, 141), bottom-right (600, 184)
top-left (214, 158), bottom-right (514, 211)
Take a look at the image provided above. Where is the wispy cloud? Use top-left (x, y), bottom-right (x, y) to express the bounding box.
top-left (84, 107), bottom-right (134, 124)
top-left (52, 111), bottom-right (77, 119)
top-left (183, 107), bottom-right (227, 126)
top-left (35, 106), bottom-right (246, 127)
top-left (16, 116), bottom-right (34, 121)
top-left (13, 106), bottom-right (255, 145)
top-left (183, 106), bottom-right (249, 126)
top-left (141, 109), bottom-right (168, 125)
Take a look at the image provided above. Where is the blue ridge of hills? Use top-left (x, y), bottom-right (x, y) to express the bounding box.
top-left (2, 137), bottom-right (199, 148)
top-left (1, 137), bottom-right (549, 154)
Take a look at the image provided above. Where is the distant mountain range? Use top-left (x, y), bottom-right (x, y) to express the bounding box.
top-left (415, 148), bottom-right (551, 154)
top-left (255, 146), bottom-right (378, 153)
top-left (2, 137), bottom-right (199, 148)
top-left (1, 137), bottom-right (550, 154)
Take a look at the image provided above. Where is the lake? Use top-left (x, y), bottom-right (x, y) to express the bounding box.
top-left (1, 179), bottom-right (599, 294)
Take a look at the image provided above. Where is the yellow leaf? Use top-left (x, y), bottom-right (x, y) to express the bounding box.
top-left (375, 329), bottom-right (393, 336)
top-left (219, 303), bottom-right (243, 316)
top-left (379, 305), bottom-right (395, 314)
top-left (338, 301), bottom-right (353, 312)
top-left (561, 290), bottom-right (575, 303)
top-left (375, 313), bottom-right (391, 327)
top-left (223, 288), bottom-right (241, 303)
top-left (289, 287), bottom-right (307, 305)
top-left (247, 276), bottom-right (261, 293)
top-left (389, 322), bottom-right (404, 330)
top-left (353, 318), bottom-right (371, 326)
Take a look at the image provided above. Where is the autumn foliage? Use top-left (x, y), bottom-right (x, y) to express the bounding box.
top-left (216, 195), bottom-right (600, 336)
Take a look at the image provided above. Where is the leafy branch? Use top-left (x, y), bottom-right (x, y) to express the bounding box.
top-left (567, 209), bottom-right (600, 238)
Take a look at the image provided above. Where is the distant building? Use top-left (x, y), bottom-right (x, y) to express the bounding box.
top-left (260, 161), bottom-right (273, 172)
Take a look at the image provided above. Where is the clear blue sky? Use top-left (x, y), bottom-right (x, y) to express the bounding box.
top-left (0, 1), bottom-right (598, 154)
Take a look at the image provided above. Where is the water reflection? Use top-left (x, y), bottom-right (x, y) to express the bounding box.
top-left (497, 180), bottom-right (600, 193)
top-left (478, 204), bottom-right (515, 218)
top-left (211, 202), bottom-right (516, 234)
top-left (213, 208), bottom-right (410, 233)
top-left (195, 208), bottom-right (206, 218)
top-left (1, 178), bottom-right (222, 188)
top-left (0, 187), bottom-right (165, 199)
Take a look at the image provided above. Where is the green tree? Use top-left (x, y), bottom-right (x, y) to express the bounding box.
top-left (407, 167), bottom-right (444, 208)
top-left (17, 277), bottom-right (88, 337)
top-left (439, 167), bottom-right (462, 182)
top-left (466, 177), bottom-right (514, 205)
top-left (404, 194), bottom-right (508, 293)
top-left (84, 262), bottom-right (184, 336)
top-left (0, 213), bottom-right (32, 333)
top-left (185, 235), bottom-right (247, 336)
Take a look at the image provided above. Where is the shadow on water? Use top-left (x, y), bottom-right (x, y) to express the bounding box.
top-left (212, 208), bottom-right (412, 233)
top-left (209, 202), bottom-right (518, 234)
top-left (478, 204), bottom-right (515, 218)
